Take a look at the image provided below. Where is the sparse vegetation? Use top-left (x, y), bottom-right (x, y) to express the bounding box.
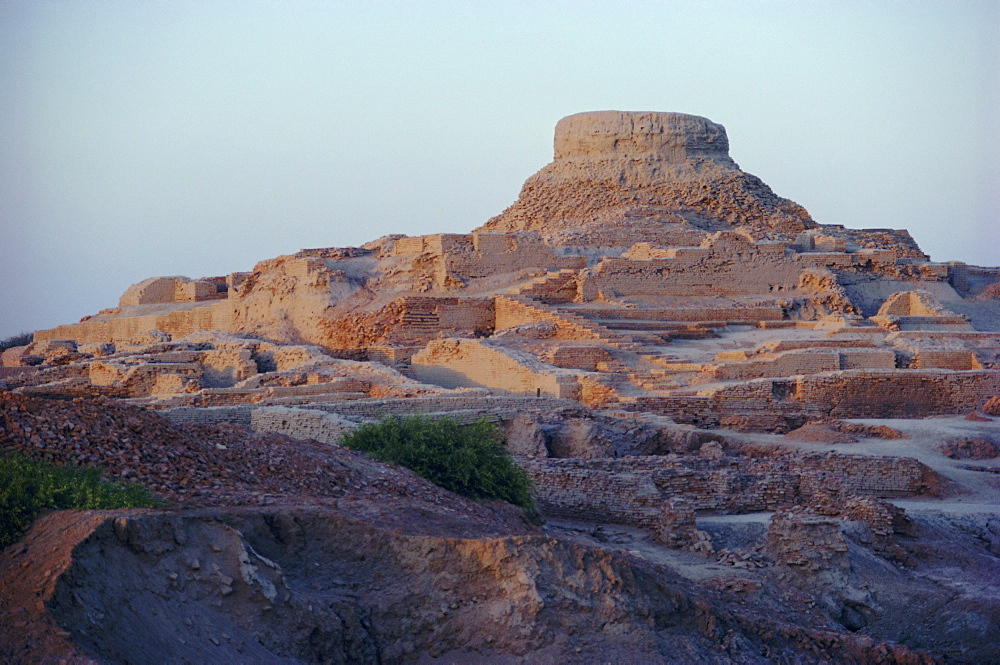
top-left (339, 415), bottom-right (537, 521)
top-left (0, 452), bottom-right (161, 547)
top-left (0, 332), bottom-right (32, 353)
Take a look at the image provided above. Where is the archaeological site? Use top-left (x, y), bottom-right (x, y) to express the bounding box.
top-left (2, 111), bottom-right (999, 664)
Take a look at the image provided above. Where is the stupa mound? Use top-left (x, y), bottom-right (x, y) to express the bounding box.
top-left (478, 110), bottom-right (816, 245)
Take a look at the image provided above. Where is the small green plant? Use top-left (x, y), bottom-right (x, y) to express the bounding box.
top-left (339, 415), bottom-right (537, 521)
top-left (0, 452), bottom-right (161, 547)
top-left (0, 331), bottom-right (32, 353)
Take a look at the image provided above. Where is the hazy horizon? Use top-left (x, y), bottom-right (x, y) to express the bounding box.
top-left (2, 1), bottom-right (997, 340)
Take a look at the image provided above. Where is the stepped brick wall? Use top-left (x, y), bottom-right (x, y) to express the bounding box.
top-left (395, 297), bottom-right (494, 340)
top-left (494, 295), bottom-right (631, 346)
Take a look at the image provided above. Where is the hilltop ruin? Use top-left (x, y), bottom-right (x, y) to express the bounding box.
top-left (3, 111), bottom-right (999, 663)
top-left (8, 111), bottom-right (998, 424)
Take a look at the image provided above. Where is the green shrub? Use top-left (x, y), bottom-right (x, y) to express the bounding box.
top-left (339, 415), bottom-right (537, 521)
top-left (0, 452), bottom-right (161, 547)
top-left (0, 331), bottom-right (32, 353)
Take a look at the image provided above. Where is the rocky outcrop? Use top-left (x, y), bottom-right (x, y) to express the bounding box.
top-left (478, 111), bottom-right (816, 245)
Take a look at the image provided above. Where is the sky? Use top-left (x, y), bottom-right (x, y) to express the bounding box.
top-left (1, 0), bottom-right (998, 340)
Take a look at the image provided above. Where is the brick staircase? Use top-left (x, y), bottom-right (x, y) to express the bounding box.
top-left (506, 269), bottom-right (579, 303)
top-left (398, 297), bottom-right (445, 334)
top-left (494, 294), bottom-right (640, 350)
top-left (627, 369), bottom-right (681, 391)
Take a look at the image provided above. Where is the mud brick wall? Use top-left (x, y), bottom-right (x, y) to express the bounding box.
top-left (519, 452), bottom-right (936, 526)
top-left (517, 457), bottom-right (671, 527)
top-left (913, 350), bottom-right (982, 371)
top-left (393, 232), bottom-right (583, 286)
top-left (546, 346), bottom-right (612, 370)
top-left (161, 406), bottom-right (253, 427)
top-left (797, 454), bottom-right (936, 497)
top-left (443, 232), bottom-right (584, 283)
top-left (709, 350), bottom-right (841, 381)
top-left (838, 349), bottom-right (897, 370)
top-left (708, 349), bottom-right (899, 381)
top-left (631, 370), bottom-right (1000, 423)
top-left (621, 395), bottom-right (720, 427)
top-left (249, 406), bottom-right (357, 444)
top-left (311, 395), bottom-right (579, 418)
top-left (396, 297), bottom-right (494, 338)
top-left (586, 235), bottom-right (802, 298)
top-left (793, 252), bottom-right (856, 269)
top-left (263, 378), bottom-right (371, 398)
top-left (35, 300), bottom-right (237, 345)
top-left (793, 369), bottom-right (1000, 417)
top-left (175, 280), bottom-right (226, 302)
top-left (410, 339), bottom-right (582, 399)
top-left (568, 306), bottom-right (784, 324)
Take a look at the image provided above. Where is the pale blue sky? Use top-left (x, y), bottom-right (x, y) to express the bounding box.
top-left (2, 1), bottom-right (997, 339)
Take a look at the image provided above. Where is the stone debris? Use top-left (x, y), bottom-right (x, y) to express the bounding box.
top-left (0, 392), bottom-right (525, 526)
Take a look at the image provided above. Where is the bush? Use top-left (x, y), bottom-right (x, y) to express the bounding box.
top-left (0, 331), bottom-right (32, 353)
top-left (339, 415), bottom-right (537, 521)
top-left (0, 452), bottom-right (161, 547)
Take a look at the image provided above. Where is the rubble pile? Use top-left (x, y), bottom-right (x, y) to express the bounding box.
top-left (0, 392), bottom-right (507, 522)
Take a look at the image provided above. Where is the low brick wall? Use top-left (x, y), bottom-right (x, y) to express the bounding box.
top-left (249, 406), bottom-right (358, 444)
top-left (519, 452), bottom-right (936, 526)
top-left (310, 395), bottom-right (581, 418)
top-left (160, 406), bottom-right (253, 427)
top-left (627, 369), bottom-right (1000, 423)
top-left (410, 338), bottom-right (583, 399)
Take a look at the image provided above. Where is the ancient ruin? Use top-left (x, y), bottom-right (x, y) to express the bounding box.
top-left (3, 111), bottom-right (999, 663)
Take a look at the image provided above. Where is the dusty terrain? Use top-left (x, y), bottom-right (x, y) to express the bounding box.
top-left (2, 111), bottom-right (999, 663)
top-left (2, 394), bottom-right (997, 664)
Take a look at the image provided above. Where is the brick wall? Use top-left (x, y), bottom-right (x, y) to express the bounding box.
top-left (621, 369), bottom-right (1000, 423)
top-left (160, 406), bottom-right (253, 427)
top-left (392, 231), bottom-right (584, 287)
top-left (410, 338), bottom-right (582, 399)
top-left (585, 234), bottom-right (802, 299)
top-left (34, 300), bottom-right (237, 345)
top-left (792, 369), bottom-right (1000, 417)
top-left (249, 406), bottom-right (358, 443)
top-left (518, 452), bottom-right (935, 526)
